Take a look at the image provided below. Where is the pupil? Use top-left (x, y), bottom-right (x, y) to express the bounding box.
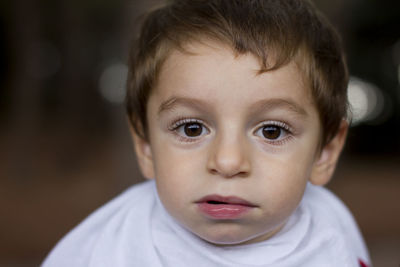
top-left (262, 126), bottom-right (281, 140)
top-left (184, 123), bottom-right (202, 137)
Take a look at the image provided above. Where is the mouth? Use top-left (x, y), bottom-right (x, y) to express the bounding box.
top-left (195, 195), bottom-right (257, 219)
top-left (196, 195), bottom-right (257, 206)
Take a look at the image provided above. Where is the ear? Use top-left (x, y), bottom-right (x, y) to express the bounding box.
top-left (130, 125), bottom-right (155, 180)
top-left (310, 120), bottom-right (348, 186)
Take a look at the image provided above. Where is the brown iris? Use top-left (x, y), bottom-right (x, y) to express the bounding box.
top-left (262, 126), bottom-right (281, 140)
top-left (184, 123), bottom-right (203, 137)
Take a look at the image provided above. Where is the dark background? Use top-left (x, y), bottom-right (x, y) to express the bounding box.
top-left (0, 0), bottom-right (399, 266)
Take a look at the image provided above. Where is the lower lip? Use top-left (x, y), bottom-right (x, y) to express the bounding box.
top-left (197, 203), bottom-right (253, 219)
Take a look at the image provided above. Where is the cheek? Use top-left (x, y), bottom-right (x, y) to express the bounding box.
top-left (153, 150), bottom-right (205, 227)
top-left (254, 147), bottom-right (316, 209)
top-left (151, 141), bottom-right (204, 206)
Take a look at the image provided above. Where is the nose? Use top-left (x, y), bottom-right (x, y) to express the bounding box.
top-left (207, 130), bottom-right (251, 178)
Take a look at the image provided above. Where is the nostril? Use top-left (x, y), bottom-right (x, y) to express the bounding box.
top-left (206, 139), bottom-right (251, 178)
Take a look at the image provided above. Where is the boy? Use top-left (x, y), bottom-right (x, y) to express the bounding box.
top-left (43, 0), bottom-right (371, 266)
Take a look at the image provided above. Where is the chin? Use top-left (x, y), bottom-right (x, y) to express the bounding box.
top-left (193, 222), bottom-right (284, 246)
top-left (202, 236), bottom-right (249, 246)
top-left (195, 226), bottom-right (257, 246)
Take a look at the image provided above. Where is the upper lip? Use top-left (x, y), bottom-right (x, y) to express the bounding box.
top-left (195, 195), bottom-right (258, 207)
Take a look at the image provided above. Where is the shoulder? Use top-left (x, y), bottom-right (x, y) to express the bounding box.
top-left (301, 183), bottom-right (371, 266)
top-left (42, 180), bottom-right (156, 267)
top-left (302, 184), bottom-right (362, 240)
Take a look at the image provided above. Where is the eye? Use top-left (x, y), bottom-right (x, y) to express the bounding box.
top-left (181, 122), bottom-right (203, 137)
top-left (254, 121), bottom-right (292, 143)
top-left (261, 125), bottom-right (282, 140)
top-left (169, 118), bottom-right (210, 140)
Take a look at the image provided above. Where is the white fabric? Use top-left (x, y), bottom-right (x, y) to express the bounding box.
top-left (42, 180), bottom-right (370, 267)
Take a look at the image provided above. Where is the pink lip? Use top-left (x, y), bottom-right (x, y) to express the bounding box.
top-left (195, 195), bottom-right (257, 219)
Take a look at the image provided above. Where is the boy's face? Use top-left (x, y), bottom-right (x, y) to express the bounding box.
top-left (133, 42), bottom-right (346, 245)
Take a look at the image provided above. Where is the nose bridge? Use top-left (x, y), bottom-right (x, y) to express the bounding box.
top-left (208, 125), bottom-right (250, 177)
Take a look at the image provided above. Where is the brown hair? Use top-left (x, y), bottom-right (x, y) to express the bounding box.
top-left (126, 0), bottom-right (348, 147)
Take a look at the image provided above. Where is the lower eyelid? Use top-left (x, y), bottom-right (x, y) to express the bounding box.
top-left (264, 135), bottom-right (293, 146)
top-left (175, 134), bottom-right (201, 143)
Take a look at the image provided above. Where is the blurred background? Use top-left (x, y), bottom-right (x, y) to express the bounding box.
top-left (0, 0), bottom-right (399, 266)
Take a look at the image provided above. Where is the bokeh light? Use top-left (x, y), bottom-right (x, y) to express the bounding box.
top-left (99, 63), bottom-right (128, 104)
top-left (347, 77), bottom-right (385, 126)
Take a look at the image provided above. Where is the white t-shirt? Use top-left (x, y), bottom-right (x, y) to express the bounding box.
top-left (42, 180), bottom-right (371, 267)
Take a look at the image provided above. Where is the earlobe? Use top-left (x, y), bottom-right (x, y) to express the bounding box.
top-left (130, 125), bottom-right (155, 180)
top-left (310, 120), bottom-right (348, 186)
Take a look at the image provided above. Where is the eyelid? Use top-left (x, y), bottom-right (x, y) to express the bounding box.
top-left (168, 118), bottom-right (207, 131)
top-left (255, 120), bottom-right (293, 133)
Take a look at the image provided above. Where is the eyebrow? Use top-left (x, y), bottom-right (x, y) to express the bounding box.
top-left (158, 96), bottom-right (308, 117)
top-left (251, 98), bottom-right (308, 117)
top-left (158, 97), bottom-right (211, 116)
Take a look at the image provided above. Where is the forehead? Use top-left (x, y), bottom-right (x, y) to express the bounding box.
top-left (153, 41), bottom-right (314, 109)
